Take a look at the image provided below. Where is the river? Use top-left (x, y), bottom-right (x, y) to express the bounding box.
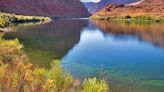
top-left (3, 19), bottom-right (164, 92)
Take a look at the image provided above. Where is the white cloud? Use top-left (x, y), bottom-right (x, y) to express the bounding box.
top-left (80, 0), bottom-right (101, 3)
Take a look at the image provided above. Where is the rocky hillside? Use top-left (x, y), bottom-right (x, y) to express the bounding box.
top-left (84, 0), bottom-right (139, 14)
top-left (0, 0), bottom-right (90, 18)
top-left (91, 0), bottom-right (164, 19)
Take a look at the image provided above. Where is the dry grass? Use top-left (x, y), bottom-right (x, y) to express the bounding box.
top-left (0, 38), bottom-right (109, 92)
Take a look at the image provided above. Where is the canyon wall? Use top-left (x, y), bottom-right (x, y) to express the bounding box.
top-left (91, 0), bottom-right (164, 18)
top-left (0, 0), bottom-right (90, 17)
top-left (84, 0), bottom-right (139, 14)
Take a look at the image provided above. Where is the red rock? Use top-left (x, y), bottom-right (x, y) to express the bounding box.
top-left (0, 0), bottom-right (90, 17)
top-left (92, 0), bottom-right (164, 18)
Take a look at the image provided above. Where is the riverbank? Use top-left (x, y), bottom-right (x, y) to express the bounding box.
top-left (90, 15), bottom-right (164, 22)
top-left (0, 37), bottom-right (109, 92)
top-left (90, 0), bottom-right (164, 22)
top-left (0, 13), bottom-right (110, 92)
top-left (0, 12), bottom-right (51, 31)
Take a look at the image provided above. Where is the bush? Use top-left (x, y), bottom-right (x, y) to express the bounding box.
top-left (125, 15), bottom-right (131, 19)
top-left (0, 39), bottom-right (28, 65)
top-left (0, 15), bottom-right (11, 28)
top-left (0, 59), bottom-right (73, 92)
top-left (0, 12), bottom-right (51, 28)
top-left (0, 39), bottom-right (110, 92)
top-left (82, 78), bottom-right (109, 92)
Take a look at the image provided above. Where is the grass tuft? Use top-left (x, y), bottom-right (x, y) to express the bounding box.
top-left (82, 77), bottom-right (109, 92)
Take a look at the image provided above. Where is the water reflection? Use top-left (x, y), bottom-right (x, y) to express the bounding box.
top-left (92, 20), bottom-right (164, 48)
top-left (3, 20), bottom-right (88, 67)
top-left (62, 20), bottom-right (164, 92)
top-left (2, 19), bottom-right (164, 92)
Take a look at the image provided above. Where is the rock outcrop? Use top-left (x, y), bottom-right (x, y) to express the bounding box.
top-left (0, 0), bottom-right (90, 17)
top-left (84, 0), bottom-right (139, 14)
top-left (91, 0), bottom-right (164, 18)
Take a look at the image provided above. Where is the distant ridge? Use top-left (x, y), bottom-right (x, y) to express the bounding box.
top-left (91, 0), bottom-right (164, 19)
top-left (84, 0), bottom-right (139, 14)
top-left (0, 0), bottom-right (90, 17)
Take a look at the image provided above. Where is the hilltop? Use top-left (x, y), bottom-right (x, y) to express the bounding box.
top-left (91, 0), bottom-right (164, 21)
top-left (84, 0), bottom-right (139, 14)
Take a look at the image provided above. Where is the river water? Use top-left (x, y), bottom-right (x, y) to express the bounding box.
top-left (3, 19), bottom-right (164, 92)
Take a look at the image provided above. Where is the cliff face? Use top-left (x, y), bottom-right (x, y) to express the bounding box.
top-left (91, 0), bottom-right (164, 18)
top-left (84, 0), bottom-right (139, 14)
top-left (0, 0), bottom-right (90, 17)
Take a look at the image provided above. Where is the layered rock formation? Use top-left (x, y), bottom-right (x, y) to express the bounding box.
top-left (0, 0), bottom-right (90, 17)
top-left (91, 0), bottom-right (164, 19)
top-left (84, 0), bottom-right (139, 14)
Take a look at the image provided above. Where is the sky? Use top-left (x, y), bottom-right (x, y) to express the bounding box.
top-left (80, 0), bottom-right (101, 3)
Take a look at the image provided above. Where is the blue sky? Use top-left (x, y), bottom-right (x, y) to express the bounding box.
top-left (80, 0), bottom-right (101, 3)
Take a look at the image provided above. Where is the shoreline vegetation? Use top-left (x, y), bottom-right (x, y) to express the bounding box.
top-left (0, 38), bottom-right (109, 92)
top-left (0, 12), bottom-right (109, 92)
top-left (0, 12), bottom-right (51, 32)
top-left (90, 15), bottom-right (164, 22)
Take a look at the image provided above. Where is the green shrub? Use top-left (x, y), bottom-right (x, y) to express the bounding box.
top-left (125, 15), bottom-right (131, 19)
top-left (82, 77), bottom-right (109, 92)
top-left (0, 12), bottom-right (51, 28)
top-left (0, 15), bottom-right (11, 28)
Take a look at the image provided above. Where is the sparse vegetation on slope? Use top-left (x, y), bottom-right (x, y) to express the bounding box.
top-left (91, 15), bottom-right (164, 22)
top-left (91, 0), bottom-right (164, 22)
